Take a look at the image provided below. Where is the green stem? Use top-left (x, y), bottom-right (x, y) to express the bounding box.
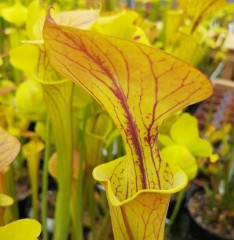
top-left (202, 181), bottom-right (214, 205)
top-left (168, 189), bottom-right (185, 227)
top-left (31, 173), bottom-right (38, 220)
top-left (88, 175), bottom-right (96, 240)
top-left (228, 139), bottom-right (234, 182)
top-left (54, 181), bottom-right (72, 240)
top-left (94, 189), bottom-right (110, 240)
top-left (53, 123), bottom-right (73, 239)
top-left (70, 179), bottom-right (79, 240)
top-left (42, 116), bottom-right (51, 240)
top-left (5, 167), bottom-right (19, 220)
top-left (27, 154), bottom-right (40, 220)
top-left (95, 211), bottom-right (110, 240)
top-left (74, 106), bottom-right (90, 240)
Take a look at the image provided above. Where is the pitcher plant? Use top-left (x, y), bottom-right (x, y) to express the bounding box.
top-left (0, 127), bottom-right (41, 239)
top-left (43, 8), bottom-right (213, 240)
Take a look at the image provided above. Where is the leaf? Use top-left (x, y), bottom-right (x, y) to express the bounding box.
top-left (22, 137), bottom-right (45, 180)
top-left (0, 194), bottom-right (14, 225)
top-left (72, 84), bottom-right (92, 109)
top-left (0, 194), bottom-right (13, 208)
top-left (124, 25), bottom-right (150, 45)
top-left (85, 111), bottom-right (113, 167)
top-left (210, 154), bottom-right (219, 163)
top-left (48, 150), bottom-right (80, 180)
top-left (160, 145), bottom-right (198, 180)
top-left (164, 10), bottom-right (184, 48)
top-left (166, 31), bottom-right (207, 66)
top-left (87, 111), bottom-right (113, 138)
top-left (208, 123), bottom-right (232, 143)
top-left (178, 0), bottom-right (226, 28)
top-left (1, 1), bottom-right (27, 27)
top-left (169, 113), bottom-right (213, 157)
top-left (91, 10), bottom-right (150, 45)
top-left (43, 10), bottom-right (214, 240)
top-left (0, 219), bottom-right (41, 240)
top-left (170, 113), bottom-right (199, 146)
top-left (90, 10), bottom-right (138, 37)
top-left (34, 8), bottom-right (100, 40)
top-left (4, 111), bottom-right (29, 137)
top-left (23, 137), bottom-right (44, 219)
top-left (0, 80), bottom-right (16, 105)
top-left (158, 112), bottom-right (181, 134)
top-left (9, 44), bottom-right (40, 75)
top-left (23, 137), bottom-right (45, 170)
top-left (43, 12), bottom-right (213, 192)
top-left (0, 127), bottom-right (20, 171)
top-left (38, 10), bottom-right (100, 238)
top-left (0, 194), bottom-right (13, 226)
top-left (0, 3), bottom-right (8, 17)
top-left (26, 1), bottom-right (45, 40)
top-left (186, 137), bottom-right (213, 157)
top-left (15, 80), bottom-right (47, 122)
top-left (158, 134), bottom-right (174, 147)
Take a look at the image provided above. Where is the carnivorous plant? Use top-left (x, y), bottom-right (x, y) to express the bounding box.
top-left (0, 127), bottom-right (41, 239)
top-left (43, 8), bottom-right (213, 240)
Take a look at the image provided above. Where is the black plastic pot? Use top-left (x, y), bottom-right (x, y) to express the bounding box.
top-left (186, 187), bottom-right (233, 240)
top-left (18, 196), bottom-right (31, 218)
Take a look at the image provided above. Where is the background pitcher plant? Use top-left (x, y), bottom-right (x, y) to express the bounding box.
top-left (43, 9), bottom-right (213, 240)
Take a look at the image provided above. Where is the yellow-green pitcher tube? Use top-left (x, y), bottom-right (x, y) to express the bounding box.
top-left (42, 81), bottom-right (73, 240)
top-left (93, 156), bottom-right (187, 240)
top-left (109, 193), bottom-right (170, 240)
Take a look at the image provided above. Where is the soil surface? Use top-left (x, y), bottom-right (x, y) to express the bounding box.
top-left (15, 174), bottom-right (31, 201)
top-left (187, 190), bottom-right (234, 240)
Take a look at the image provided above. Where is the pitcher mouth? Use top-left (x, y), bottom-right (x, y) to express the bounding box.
top-left (93, 155), bottom-right (188, 207)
